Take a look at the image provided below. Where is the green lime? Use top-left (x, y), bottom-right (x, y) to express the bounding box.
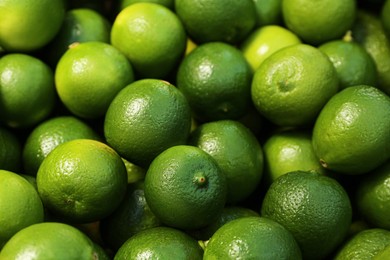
top-left (22, 116), bottom-right (101, 176)
top-left (0, 0), bottom-right (65, 52)
top-left (46, 8), bottom-right (111, 66)
top-left (318, 39), bottom-right (378, 89)
top-left (0, 222), bottom-right (99, 259)
top-left (174, 0), bottom-right (257, 44)
top-left (0, 53), bottom-right (56, 128)
top-left (312, 85), bottom-right (390, 174)
top-left (144, 145), bottom-right (227, 230)
top-left (240, 25), bottom-right (301, 72)
top-left (203, 216), bottom-right (302, 259)
top-left (188, 120), bottom-right (264, 204)
top-left (36, 139), bottom-right (128, 223)
top-left (100, 181), bottom-right (162, 251)
top-left (176, 42), bottom-right (253, 122)
top-left (0, 170), bottom-right (44, 248)
top-left (251, 44), bottom-right (339, 127)
top-left (282, 0), bottom-right (356, 45)
top-left (111, 2), bottom-right (186, 79)
top-left (335, 228), bottom-right (390, 259)
top-left (261, 170), bottom-right (352, 259)
top-left (252, 0), bottom-right (283, 26)
top-left (55, 41), bottom-right (134, 119)
top-left (104, 79), bottom-right (192, 167)
top-left (114, 226), bottom-right (203, 259)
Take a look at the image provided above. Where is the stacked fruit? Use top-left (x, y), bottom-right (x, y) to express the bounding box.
top-left (1, 0), bottom-right (390, 259)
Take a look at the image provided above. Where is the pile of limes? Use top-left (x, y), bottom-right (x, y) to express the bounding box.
top-left (1, 0), bottom-right (390, 259)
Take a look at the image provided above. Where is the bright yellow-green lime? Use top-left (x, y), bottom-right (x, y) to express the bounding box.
top-left (282, 0), bottom-right (356, 45)
top-left (114, 226), bottom-right (204, 259)
top-left (312, 85), bottom-right (390, 174)
top-left (55, 41), bottom-right (134, 119)
top-left (36, 139), bottom-right (128, 223)
top-left (241, 25), bottom-right (301, 72)
top-left (0, 222), bottom-right (99, 260)
top-left (261, 171), bottom-right (352, 259)
top-left (144, 145), bottom-right (227, 230)
top-left (111, 2), bottom-right (186, 79)
top-left (335, 228), bottom-right (390, 259)
top-left (188, 120), bottom-right (264, 204)
top-left (0, 53), bottom-right (56, 128)
top-left (104, 79), bottom-right (192, 167)
top-left (0, 0), bottom-right (65, 52)
top-left (0, 170), bottom-right (44, 248)
top-left (251, 44), bottom-right (339, 127)
top-left (203, 216), bottom-right (302, 259)
top-left (263, 129), bottom-right (326, 185)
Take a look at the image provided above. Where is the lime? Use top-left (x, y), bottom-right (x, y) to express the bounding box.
top-left (114, 226), bottom-right (203, 259)
top-left (312, 85), bottom-right (390, 174)
top-left (0, 170), bottom-right (44, 248)
top-left (261, 170), bottom-right (352, 259)
top-left (111, 2), bottom-right (186, 79)
top-left (55, 41), bottom-right (134, 119)
top-left (104, 79), bottom-right (192, 167)
top-left (203, 216), bottom-right (302, 259)
top-left (176, 42), bottom-right (253, 122)
top-left (188, 120), bottom-right (264, 204)
top-left (36, 139), bottom-right (128, 223)
top-left (251, 44), bottom-right (339, 127)
top-left (144, 145), bottom-right (227, 230)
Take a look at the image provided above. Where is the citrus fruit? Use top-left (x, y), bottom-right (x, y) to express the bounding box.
top-left (36, 139), bottom-right (128, 223)
top-left (382, 0), bottom-right (390, 36)
top-left (351, 10), bottom-right (390, 95)
top-left (374, 244), bottom-right (390, 259)
top-left (111, 2), bottom-right (186, 79)
top-left (0, 126), bottom-right (22, 172)
top-left (119, 0), bottom-right (174, 10)
top-left (46, 8), bottom-right (111, 66)
top-left (174, 0), bottom-right (257, 44)
top-left (261, 170), bottom-right (352, 259)
top-left (334, 228), bottom-right (390, 259)
top-left (55, 41), bottom-right (134, 119)
top-left (22, 116), bottom-right (101, 176)
top-left (188, 120), bottom-right (264, 204)
top-left (240, 25), bottom-right (301, 72)
top-left (262, 129), bottom-right (326, 185)
top-left (144, 145), bottom-right (227, 230)
top-left (104, 79), bottom-right (192, 167)
top-left (176, 42), bottom-right (253, 122)
top-left (190, 206), bottom-right (260, 241)
top-left (0, 0), bottom-right (65, 52)
top-left (0, 222), bottom-right (99, 259)
top-left (282, 0), bottom-right (357, 45)
top-left (203, 216), bottom-right (302, 259)
top-left (114, 226), bottom-right (204, 259)
top-left (121, 157), bottom-right (147, 184)
top-left (356, 160), bottom-right (390, 230)
top-left (0, 170), bottom-right (44, 248)
top-left (312, 85), bottom-right (390, 174)
top-left (0, 53), bottom-right (56, 128)
top-left (251, 44), bottom-right (339, 127)
top-left (252, 0), bottom-right (283, 26)
top-left (318, 39), bottom-right (378, 89)
top-left (100, 181), bottom-right (162, 251)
